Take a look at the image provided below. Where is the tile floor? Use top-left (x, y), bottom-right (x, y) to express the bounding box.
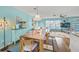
top-left (69, 33), bottom-right (79, 52)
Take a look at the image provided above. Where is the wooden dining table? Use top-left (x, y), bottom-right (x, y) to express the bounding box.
top-left (19, 29), bottom-right (48, 52)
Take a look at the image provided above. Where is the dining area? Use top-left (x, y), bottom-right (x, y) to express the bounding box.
top-left (1, 6), bottom-right (78, 52)
top-left (6, 28), bottom-right (71, 52)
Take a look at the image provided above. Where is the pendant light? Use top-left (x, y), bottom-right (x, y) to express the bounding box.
top-left (33, 6), bottom-right (41, 21)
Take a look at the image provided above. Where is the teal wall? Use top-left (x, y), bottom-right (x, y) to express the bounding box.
top-left (38, 18), bottom-right (64, 27)
top-left (0, 7), bottom-right (33, 49)
top-left (37, 18), bottom-right (63, 30)
top-left (67, 16), bottom-right (79, 32)
top-left (37, 16), bottom-right (79, 31)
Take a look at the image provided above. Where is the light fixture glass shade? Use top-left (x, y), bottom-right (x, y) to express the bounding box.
top-left (33, 14), bottom-right (41, 21)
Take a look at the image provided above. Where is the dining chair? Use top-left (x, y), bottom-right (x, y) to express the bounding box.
top-left (43, 32), bottom-right (54, 51)
top-left (19, 36), bottom-right (39, 52)
top-left (48, 35), bottom-right (71, 52)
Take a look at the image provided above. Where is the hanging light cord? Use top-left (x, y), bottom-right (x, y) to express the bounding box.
top-left (34, 6), bottom-right (39, 15)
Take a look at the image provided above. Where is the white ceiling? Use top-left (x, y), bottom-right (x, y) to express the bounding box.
top-left (14, 6), bottom-right (79, 18)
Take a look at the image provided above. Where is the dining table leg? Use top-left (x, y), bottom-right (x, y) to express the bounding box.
top-left (19, 39), bottom-right (23, 52)
top-left (39, 39), bottom-right (44, 52)
top-left (46, 32), bottom-right (49, 49)
top-left (19, 37), bottom-right (25, 52)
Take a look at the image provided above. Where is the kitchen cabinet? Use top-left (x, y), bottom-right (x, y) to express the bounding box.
top-left (5, 28), bottom-right (12, 46)
top-left (12, 29), bottom-right (27, 44)
top-left (16, 29), bottom-right (27, 41)
top-left (0, 29), bottom-right (4, 49)
top-left (12, 30), bottom-right (16, 43)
